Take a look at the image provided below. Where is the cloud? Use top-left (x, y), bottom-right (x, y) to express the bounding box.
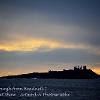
top-left (0, 48), bottom-right (100, 66)
top-left (0, 36), bottom-right (99, 56)
top-left (0, 11), bottom-right (100, 50)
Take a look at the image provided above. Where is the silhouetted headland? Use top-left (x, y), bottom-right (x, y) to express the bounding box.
top-left (1, 66), bottom-right (100, 79)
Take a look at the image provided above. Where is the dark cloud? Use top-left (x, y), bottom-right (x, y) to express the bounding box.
top-left (0, 48), bottom-right (100, 69)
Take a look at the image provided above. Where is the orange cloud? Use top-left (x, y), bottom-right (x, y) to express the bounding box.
top-left (0, 38), bottom-right (93, 51)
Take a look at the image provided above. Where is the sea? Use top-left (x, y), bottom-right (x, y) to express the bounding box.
top-left (0, 78), bottom-right (100, 100)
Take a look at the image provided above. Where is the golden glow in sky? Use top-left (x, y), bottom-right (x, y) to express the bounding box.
top-left (0, 37), bottom-right (99, 55)
top-left (92, 67), bottom-right (100, 75)
top-left (0, 38), bottom-right (82, 51)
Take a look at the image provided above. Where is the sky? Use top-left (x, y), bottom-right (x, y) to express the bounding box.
top-left (0, 0), bottom-right (100, 76)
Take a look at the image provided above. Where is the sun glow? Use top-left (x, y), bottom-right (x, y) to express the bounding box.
top-left (92, 68), bottom-right (100, 75)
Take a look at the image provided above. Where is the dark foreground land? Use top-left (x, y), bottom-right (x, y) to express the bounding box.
top-left (1, 66), bottom-right (100, 79)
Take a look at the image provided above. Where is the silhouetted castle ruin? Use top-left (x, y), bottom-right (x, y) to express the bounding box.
top-left (1, 66), bottom-right (99, 79)
top-left (74, 66), bottom-right (86, 70)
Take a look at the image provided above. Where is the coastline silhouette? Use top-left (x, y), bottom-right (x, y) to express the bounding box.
top-left (1, 66), bottom-right (100, 79)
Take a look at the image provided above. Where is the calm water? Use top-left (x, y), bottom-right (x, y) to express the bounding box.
top-left (0, 78), bottom-right (100, 100)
